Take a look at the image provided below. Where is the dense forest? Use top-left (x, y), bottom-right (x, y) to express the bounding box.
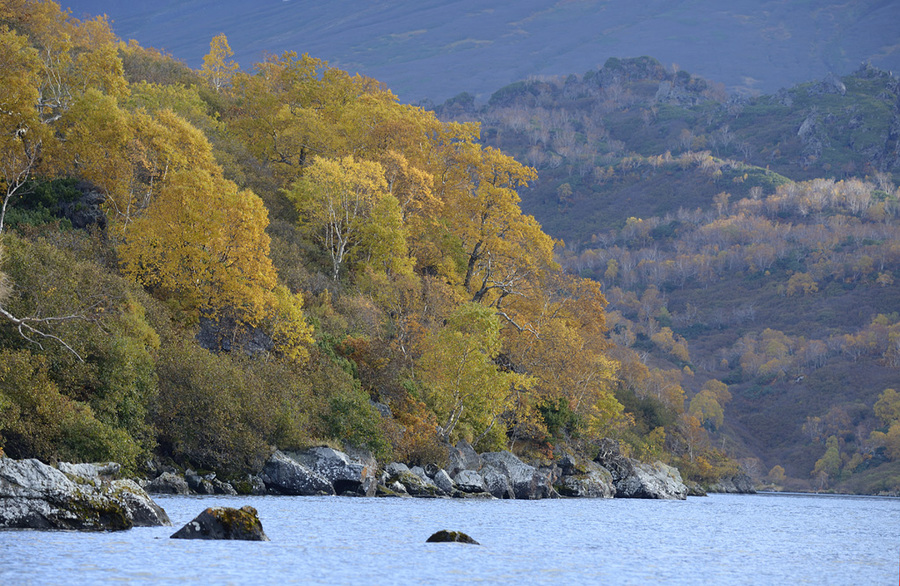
top-left (435, 56), bottom-right (900, 493)
top-left (2, 1), bottom-right (898, 495)
top-left (0, 1), bottom-right (736, 488)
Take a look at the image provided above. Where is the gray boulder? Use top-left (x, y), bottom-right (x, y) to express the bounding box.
top-left (171, 505), bottom-right (268, 541)
top-left (385, 462), bottom-right (410, 476)
top-left (481, 467), bottom-right (515, 499)
top-left (289, 447), bottom-right (377, 496)
top-left (146, 472), bottom-right (190, 495)
top-left (555, 461), bottom-right (615, 498)
top-left (615, 461), bottom-right (688, 500)
top-left (432, 469), bottom-right (455, 494)
top-left (481, 451), bottom-right (553, 500)
top-left (452, 469), bottom-right (486, 494)
top-left (386, 469), bottom-right (445, 497)
top-left (446, 441), bottom-right (482, 475)
top-left (0, 458), bottom-right (170, 530)
top-left (185, 470), bottom-right (216, 495)
top-left (261, 451), bottom-right (334, 496)
top-left (594, 438), bottom-right (687, 500)
top-left (594, 438), bottom-right (635, 483)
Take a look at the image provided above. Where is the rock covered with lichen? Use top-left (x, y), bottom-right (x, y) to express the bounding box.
top-left (426, 529), bottom-right (480, 545)
top-left (0, 457), bottom-right (171, 530)
top-left (170, 505), bottom-right (268, 541)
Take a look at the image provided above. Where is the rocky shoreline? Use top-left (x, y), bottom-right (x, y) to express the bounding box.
top-left (1, 441), bottom-right (754, 531)
top-left (139, 439), bottom-right (696, 501)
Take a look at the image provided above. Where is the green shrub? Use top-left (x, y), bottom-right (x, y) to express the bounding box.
top-left (0, 349), bottom-right (142, 470)
top-left (322, 387), bottom-right (391, 462)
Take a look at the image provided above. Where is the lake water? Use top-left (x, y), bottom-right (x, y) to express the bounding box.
top-left (2, 493), bottom-right (898, 585)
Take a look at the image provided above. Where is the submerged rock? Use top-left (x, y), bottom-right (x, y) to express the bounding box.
top-left (171, 506), bottom-right (269, 541)
top-left (426, 530), bottom-right (480, 545)
top-left (0, 458), bottom-right (170, 531)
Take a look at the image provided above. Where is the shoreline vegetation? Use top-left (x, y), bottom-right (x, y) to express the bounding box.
top-left (0, 1), bottom-right (898, 499)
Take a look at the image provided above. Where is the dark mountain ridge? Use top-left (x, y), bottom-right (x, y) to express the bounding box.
top-left (62, 0), bottom-right (900, 103)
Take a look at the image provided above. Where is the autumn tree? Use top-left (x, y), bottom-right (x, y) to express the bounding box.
top-left (689, 389), bottom-right (725, 430)
top-left (812, 435), bottom-right (842, 489)
top-left (200, 33), bottom-right (239, 92)
top-left (288, 155), bottom-right (393, 281)
top-left (0, 26), bottom-right (43, 234)
top-left (119, 167), bottom-right (279, 324)
top-left (416, 303), bottom-right (532, 449)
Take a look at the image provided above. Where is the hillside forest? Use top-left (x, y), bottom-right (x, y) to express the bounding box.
top-left (435, 56), bottom-right (900, 493)
top-left (1, 1), bottom-right (898, 495)
top-left (0, 1), bottom-right (707, 485)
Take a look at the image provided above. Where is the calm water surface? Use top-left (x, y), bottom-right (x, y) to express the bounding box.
top-left (3, 493), bottom-right (898, 585)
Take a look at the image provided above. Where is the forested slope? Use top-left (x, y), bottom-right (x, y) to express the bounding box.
top-left (0, 2), bottom-right (730, 488)
top-left (438, 57), bottom-right (900, 493)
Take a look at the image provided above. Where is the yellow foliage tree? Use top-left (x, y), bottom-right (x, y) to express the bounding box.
top-left (200, 33), bottom-right (239, 92)
top-left (288, 155), bottom-right (392, 281)
top-left (119, 167), bottom-right (278, 325)
top-left (416, 303), bottom-right (532, 449)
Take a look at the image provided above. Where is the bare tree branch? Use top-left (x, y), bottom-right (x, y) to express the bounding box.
top-left (0, 304), bottom-right (85, 362)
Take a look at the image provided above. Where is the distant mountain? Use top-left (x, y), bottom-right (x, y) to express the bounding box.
top-left (63, 0), bottom-right (900, 103)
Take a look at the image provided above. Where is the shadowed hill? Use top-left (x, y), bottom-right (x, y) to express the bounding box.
top-left (62, 0), bottom-right (900, 103)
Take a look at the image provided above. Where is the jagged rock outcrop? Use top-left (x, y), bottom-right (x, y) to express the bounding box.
top-left (615, 461), bottom-right (688, 500)
top-left (811, 72), bottom-right (847, 96)
top-left (554, 459), bottom-right (616, 499)
top-left (170, 505), bottom-right (268, 541)
top-left (289, 447), bottom-right (377, 496)
top-left (481, 451), bottom-right (554, 500)
top-left (594, 438), bottom-right (687, 500)
top-left (707, 473), bottom-right (756, 494)
top-left (446, 440), bottom-right (483, 476)
top-left (260, 451), bottom-right (334, 496)
top-left (0, 458), bottom-right (171, 530)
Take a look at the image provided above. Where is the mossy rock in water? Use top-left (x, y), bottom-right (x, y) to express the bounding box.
top-left (426, 530), bottom-right (480, 545)
top-left (170, 506), bottom-right (269, 541)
